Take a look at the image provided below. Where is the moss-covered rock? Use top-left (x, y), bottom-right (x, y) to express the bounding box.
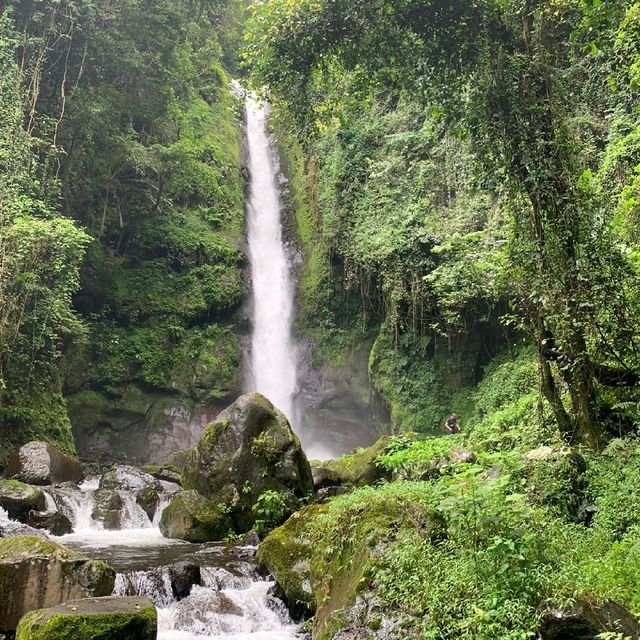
top-left (182, 392), bottom-right (313, 533)
top-left (0, 479), bottom-right (46, 521)
top-left (258, 483), bottom-right (446, 638)
top-left (144, 448), bottom-right (194, 484)
top-left (159, 490), bottom-right (231, 542)
top-left (0, 536), bottom-right (115, 632)
top-left (311, 436), bottom-right (392, 489)
top-left (15, 596), bottom-right (157, 640)
top-left (6, 441), bottom-right (84, 486)
top-left (257, 504), bottom-right (326, 610)
top-left (523, 446), bottom-right (586, 519)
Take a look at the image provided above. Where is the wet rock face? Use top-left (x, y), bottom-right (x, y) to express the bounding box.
top-left (99, 465), bottom-right (162, 523)
top-left (26, 510), bottom-right (73, 536)
top-left (182, 392), bottom-right (314, 534)
top-left (15, 595), bottom-right (157, 640)
top-left (6, 441), bottom-right (84, 486)
top-left (92, 489), bottom-right (125, 530)
top-left (0, 480), bottom-right (46, 521)
top-left (0, 536), bottom-right (115, 632)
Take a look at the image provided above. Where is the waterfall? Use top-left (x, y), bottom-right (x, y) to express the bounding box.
top-left (245, 97), bottom-right (298, 423)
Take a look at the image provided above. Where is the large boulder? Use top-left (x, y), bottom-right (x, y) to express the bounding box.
top-left (6, 441), bottom-right (84, 486)
top-left (15, 596), bottom-right (157, 640)
top-left (181, 392), bottom-right (313, 534)
top-left (0, 480), bottom-right (46, 521)
top-left (540, 599), bottom-right (640, 639)
top-left (159, 491), bottom-right (231, 542)
top-left (0, 536), bottom-right (115, 632)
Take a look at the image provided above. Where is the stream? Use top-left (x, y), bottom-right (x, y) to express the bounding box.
top-left (39, 475), bottom-right (302, 639)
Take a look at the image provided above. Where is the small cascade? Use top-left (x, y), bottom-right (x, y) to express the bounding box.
top-left (49, 482), bottom-right (97, 530)
top-left (113, 558), bottom-right (300, 639)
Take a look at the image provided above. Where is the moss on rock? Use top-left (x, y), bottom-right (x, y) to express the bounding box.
top-left (257, 504), bottom-right (327, 609)
top-left (312, 436), bottom-right (392, 488)
top-left (182, 392), bottom-right (313, 533)
top-left (0, 479), bottom-right (45, 520)
top-left (0, 536), bottom-right (115, 632)
top-left (15, 596), bottom-right (157, 640)
top-left (159, 490), bottom-right (231, 542)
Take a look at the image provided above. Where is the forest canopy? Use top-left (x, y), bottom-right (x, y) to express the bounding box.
top-left (245, 0), bottom-right (640, 449)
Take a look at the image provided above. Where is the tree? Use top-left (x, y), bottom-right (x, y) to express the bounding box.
top-left (246, 0), bottom-right (640, 448)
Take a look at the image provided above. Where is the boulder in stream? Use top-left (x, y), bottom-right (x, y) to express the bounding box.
top-left (15, 596), bottom-right (157, 640)
top-left (6, 441), bottom-right (84, 485)
top-left (182, 392), bottom-right (314, 534)
top-left (0, 479), bottom-right (46, 521)
top-left (26, 510), bottom-right (73, 536)
top-left (0, 536), bottom-right (115, 632)
top-left (91, 489), bottom-right (125, 530)
top-left (159, 490), bottom-right (231, 542)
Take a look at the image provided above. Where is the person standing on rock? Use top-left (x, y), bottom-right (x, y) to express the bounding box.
top-left (444, 414), bottom-right (460, 434)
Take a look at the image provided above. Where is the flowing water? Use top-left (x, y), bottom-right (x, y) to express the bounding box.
top-left (244, 97), bottom-right (299, 426)
top-left (39, 474), bottom-right (301, 640)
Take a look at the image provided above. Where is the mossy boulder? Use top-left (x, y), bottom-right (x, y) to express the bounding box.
top-left (311, 436), bottom-right (392, 489)
top-left (258, 484), bottom-right (446, 638)
top-left (6, 441), bottom-right (84, 486)
top-left (0, 479), bottom-right (46, 521)
top-left (257, 504), bottom-right (326, 611)
top-left (15, 596), bottom-right (157, 640)
top-left (0, 536), bottom-right (115, 632)
top-left (144, 448), bottom-right (194, 485)
top-left (182, 392), bottom-right (313, 533)
top-left (159, 490), bottom-right (231, 542)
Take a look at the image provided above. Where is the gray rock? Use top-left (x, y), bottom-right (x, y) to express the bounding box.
top-left (26, 510), bottom-right (73, 536)
top-left (0, 536), bottom-right (115, 632)
top-left (6, 441), bottom-right (83, 486)
top-left (91, 489), bottom-right (124, 530)
top-left (0, 480), bottom-right (46, 521)
top-left (540, 599), bottom-right (640, 639)
top-left (100, 465), bottom-right (162, 492)
top-left (182, 392), bottom-right (314, 534)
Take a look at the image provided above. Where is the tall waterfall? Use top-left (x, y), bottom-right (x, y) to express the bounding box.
top-left (245, 97), bottom-right (298, 422)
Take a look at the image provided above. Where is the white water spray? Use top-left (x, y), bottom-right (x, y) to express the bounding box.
top-left (245, 98), bottom-right (298, 422)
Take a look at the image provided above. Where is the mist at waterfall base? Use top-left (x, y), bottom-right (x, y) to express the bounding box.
top-left (243, 96), bottom-right (383, 461)
top-left (0, 475), bottom-right (300, 640)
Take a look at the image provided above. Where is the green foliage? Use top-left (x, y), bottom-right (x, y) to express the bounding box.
top-left (252, 490), bottom-right (289, 531)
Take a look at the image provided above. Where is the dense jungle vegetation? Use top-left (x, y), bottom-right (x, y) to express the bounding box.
top-left (243, 1), bottom-right (640, 638)
top-left (0, 0), bottom-right (246, 464)
top-left (3, 0), bottom-right (640, 638)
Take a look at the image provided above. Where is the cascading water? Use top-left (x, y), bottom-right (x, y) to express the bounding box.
top-left (244, 97), bottom-right (299, 423)
top-left (0, 464), bottom-right (301, 639)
